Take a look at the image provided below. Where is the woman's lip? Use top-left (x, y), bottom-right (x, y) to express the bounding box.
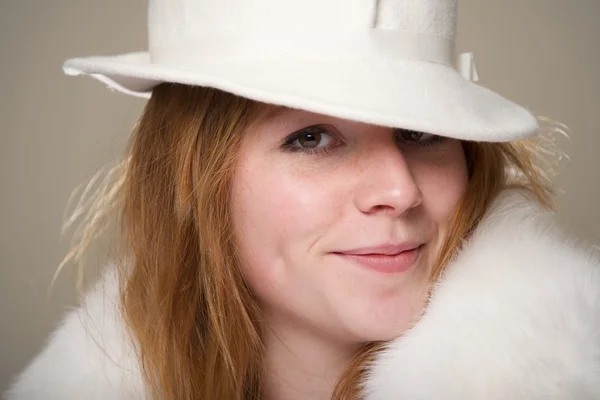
top-left (336, 243), bottom-right (423, 256)
top-left (333, 245), bottom-right (423, 274)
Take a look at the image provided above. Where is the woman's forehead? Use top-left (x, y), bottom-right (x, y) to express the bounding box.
top-left (262, 106), bottom-right (322, 122)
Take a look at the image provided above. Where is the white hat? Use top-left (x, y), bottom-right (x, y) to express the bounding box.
top-left (63, 0), bottom-right (538, 142)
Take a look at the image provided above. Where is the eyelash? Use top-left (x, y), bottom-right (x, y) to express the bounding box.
top-left (281, 126), bottom-right (447, 155)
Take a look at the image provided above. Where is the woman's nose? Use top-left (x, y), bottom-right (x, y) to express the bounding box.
top-left (353, 144), bottom-right (423, 217)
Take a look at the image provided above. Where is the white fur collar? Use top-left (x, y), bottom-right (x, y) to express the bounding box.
top-left (364, 189), bottom-right (600, 399)
top-left (6, 189), bottom-right (600, 399)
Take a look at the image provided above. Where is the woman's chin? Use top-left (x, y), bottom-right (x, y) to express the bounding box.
top-left (330, 267), bottom-right (431, 342)
top-left (337, 305), bottom-right (425, 343)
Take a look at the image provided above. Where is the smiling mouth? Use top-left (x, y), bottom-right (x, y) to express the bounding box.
top-left (332, 244), bottom-right (424, 274)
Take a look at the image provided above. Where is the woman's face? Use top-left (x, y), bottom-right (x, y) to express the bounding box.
top-left (231, 108), bottom-right (468, 344)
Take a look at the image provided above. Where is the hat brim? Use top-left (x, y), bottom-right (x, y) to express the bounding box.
top-left (63, 51), bottom-right (537, 142)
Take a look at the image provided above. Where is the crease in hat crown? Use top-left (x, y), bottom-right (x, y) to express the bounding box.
top-left (148, 0), bottom-right (457, 44)
top-left (62, 0), bottom-right (540, 142)
top-left (147, 0), bottom-right (459, 66)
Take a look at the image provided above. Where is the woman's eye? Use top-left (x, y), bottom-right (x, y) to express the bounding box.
top-left (397, 129), bottom-right (428, 141)
top-left (283, 126), bottom-right (337, 153)
top-left (296, 131), bottom-right (327, 149)
top-left (395, 129), bottom-right (445, 147)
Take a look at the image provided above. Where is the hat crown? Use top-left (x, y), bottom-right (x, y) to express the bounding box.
top-left (148, 0), bottom-right (457, 48)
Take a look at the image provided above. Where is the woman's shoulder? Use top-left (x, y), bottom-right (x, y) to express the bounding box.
top-left (5, 266), bottom-right (147, 400)
top-left (364, 188), bottom-right (600, 399)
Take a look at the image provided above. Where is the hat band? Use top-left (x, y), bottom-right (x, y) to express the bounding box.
top-left (150, 29), bottom-right (455, 66)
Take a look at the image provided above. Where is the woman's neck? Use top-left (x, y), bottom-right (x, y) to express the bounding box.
top-left (263, 314), bottom-right (359, 400)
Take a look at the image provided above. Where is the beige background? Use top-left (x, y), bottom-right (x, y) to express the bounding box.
top-left (1, 0), bottom-right (599, 393)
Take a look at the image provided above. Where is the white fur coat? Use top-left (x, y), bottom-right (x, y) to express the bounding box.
top-left (6, 189), bottom-right (600, 399)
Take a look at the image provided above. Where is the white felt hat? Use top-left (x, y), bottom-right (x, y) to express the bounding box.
top-left (63, 0), bottom-right (538, 142)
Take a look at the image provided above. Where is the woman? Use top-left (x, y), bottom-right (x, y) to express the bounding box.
top-left (6, 0), bottom-right (600, 399)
